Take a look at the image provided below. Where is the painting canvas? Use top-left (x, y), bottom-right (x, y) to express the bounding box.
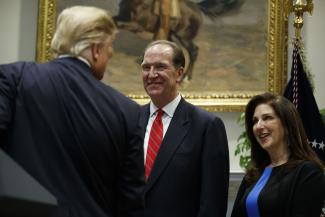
top-left (37, 0), bottom-right (288, 111)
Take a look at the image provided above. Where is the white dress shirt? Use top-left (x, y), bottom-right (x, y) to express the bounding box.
top-left (143, 94), bottom-right (181, 160)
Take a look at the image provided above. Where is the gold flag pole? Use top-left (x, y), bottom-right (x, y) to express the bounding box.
top-left (284, 0), bottom-right (314, 42)
top-left (284, 0), bottom-right (314, 107)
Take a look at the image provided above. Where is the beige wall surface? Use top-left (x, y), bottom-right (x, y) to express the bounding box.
top-left (0, 0), bottom-right (324, 172)
top-left (0, 0), bottom-right (21, 62)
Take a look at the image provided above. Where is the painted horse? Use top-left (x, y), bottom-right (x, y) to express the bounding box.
top-left (114, 0), bottom-right (244, 80)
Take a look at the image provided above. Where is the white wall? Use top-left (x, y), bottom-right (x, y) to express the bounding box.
top-left (304, 0), bottom-right (325, 108)
top-left (0, 0), bottom-right (38, 62)
top-left (0, 0), bottom-right (324, 172)
top-left (18, 0), bottom-right (38, 60)
top-left (216, 112), bottom-right (243, 172)
top-left (0, 0), bottom-right (21, 62)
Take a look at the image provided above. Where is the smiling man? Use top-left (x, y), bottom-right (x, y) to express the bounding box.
top-left (139, 40), bottom-right (230, 217)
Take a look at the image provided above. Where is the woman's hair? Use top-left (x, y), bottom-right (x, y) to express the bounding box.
top-left (244, 92), bottom-right (323, 184)
top-left (51, 6), bottom-right (117, 57)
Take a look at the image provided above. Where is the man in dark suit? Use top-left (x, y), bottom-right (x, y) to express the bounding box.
top-left (140, 40), bottom-right (229, 217)
top-left (0, 6), bottom-right (143, 217)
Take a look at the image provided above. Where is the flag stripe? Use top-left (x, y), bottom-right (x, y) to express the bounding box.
top-left (283, 43), bottom-right (325, 162)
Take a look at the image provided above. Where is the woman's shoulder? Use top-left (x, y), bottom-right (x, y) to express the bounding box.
top-left (299, 160), bottom-right (323, 169)
top-left (275, 160), bottom-right (323, 178)
top-left (293, 160), bottom-right (324, 175)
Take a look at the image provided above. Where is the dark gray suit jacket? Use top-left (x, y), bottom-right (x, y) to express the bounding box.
top-left (0, 57), bottom-right (144, 217)
top-left (140, 98), bottom-right (229, 217)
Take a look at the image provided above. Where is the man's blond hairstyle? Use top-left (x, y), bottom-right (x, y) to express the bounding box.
top-left (51, 6), bottom-right (117, 57)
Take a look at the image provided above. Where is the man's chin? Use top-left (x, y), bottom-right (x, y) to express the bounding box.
top-left (146, 89), bottom-right (163, 98)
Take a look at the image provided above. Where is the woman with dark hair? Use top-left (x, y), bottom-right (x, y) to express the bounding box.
top-left (231, 92), bottom-right (325, 217)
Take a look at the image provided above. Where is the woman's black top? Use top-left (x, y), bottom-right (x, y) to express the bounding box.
top-left (231, 161), bottom-right (325, 217)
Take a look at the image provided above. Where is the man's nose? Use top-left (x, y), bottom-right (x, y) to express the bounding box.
top-left (148, 67), bottom-right (158, 78)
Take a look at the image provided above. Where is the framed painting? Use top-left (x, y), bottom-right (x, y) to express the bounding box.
top-left (36, 0), bottom-right (288, 111)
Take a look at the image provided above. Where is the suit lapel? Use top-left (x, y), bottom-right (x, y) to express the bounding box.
top-left (139, 105), bottom-right (150, 139)
top-left (145, 99), bottom-right (191, 191)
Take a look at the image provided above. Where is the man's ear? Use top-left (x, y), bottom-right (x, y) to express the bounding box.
top-left (91, 43), bottom-right (100, 61)
top-left (176, 67), bottom-right (184, 83)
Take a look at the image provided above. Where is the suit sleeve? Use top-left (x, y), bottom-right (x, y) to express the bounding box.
top-left (0, 65), bottom-right (17, 142)
top-left (118, 103), bottom-right (145, 217)
top-left (291, 162), bottom-right (325, 217)
top-left (198, 117), bottom-right (229, 217)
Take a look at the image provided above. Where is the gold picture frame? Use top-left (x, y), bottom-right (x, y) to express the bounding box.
top-left (36, 0), bottom-right (288, 112)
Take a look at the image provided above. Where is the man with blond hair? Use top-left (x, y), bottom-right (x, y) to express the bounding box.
top-left (0, 6), bottom-right (143, 217)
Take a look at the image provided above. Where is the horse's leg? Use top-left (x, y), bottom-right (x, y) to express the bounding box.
top-left (172, 34), bottom-right (198, 81)
top-left (170, 1), bottom-right (202, 81)
top-left (186, 41), bottom-right (198, 80)
top-left (114, 0), bottom-right (133, 22)
top-left (187, 44), bottom-right (198, 81)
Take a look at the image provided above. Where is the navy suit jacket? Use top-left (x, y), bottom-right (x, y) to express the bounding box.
top-left (0, 57), bottom-right (144, 217)
top-left (140, 98), bottom-right (229, 217)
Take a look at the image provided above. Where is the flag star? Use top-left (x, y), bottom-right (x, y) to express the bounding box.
top-left (319, 141), bottom-right (325, 150)
top-left (311, 139), bottom-right (318, 148)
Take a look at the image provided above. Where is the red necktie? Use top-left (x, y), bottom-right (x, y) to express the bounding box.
top-left (145, 109), bottom-right (164, 180)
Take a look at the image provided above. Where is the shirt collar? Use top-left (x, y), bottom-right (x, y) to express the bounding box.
top-left (149, 93), bottom-right (181, 118)
top-left (58, 54), bottom-right (91, 68)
